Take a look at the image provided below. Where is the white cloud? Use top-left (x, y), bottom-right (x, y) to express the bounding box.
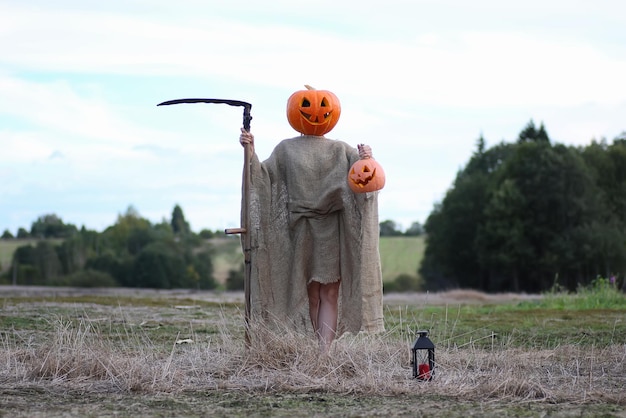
top-left (2, 2), bottom-right (625, 111)
top-left (0, 1), bottom-right (625, 233)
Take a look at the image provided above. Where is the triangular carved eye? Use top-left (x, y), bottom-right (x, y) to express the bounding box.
top-left (301, 98), bottom-right (310, 107)
top-left (321, 98), bottom-right (328, 107)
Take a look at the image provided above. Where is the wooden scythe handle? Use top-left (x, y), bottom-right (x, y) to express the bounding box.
top-left (225, 133), bottom-right (252, 345)
top-left (242, 139), bottom-right (252, 342)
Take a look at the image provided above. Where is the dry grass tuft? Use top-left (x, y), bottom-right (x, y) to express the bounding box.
top-left (1, 305), bottom-right (625, 408)
top-left (231, 320), bottom-right (411, 394)
top-left (1, 316), bottom-right (191, 393)
top-left (435, 344), bottom-right (626, 405)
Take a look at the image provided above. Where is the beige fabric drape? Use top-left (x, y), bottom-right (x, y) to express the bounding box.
top-left (244, 135), bottom-right (384, 335)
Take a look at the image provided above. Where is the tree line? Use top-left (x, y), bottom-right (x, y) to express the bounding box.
top-left (420, 121), bottom-right (626, 293)
top-left (1, 216), bottom-right (422, 241)
top-left (1, 206), bottom-right (217, 289)
top-left (1, 205), bottom-right (422, 290)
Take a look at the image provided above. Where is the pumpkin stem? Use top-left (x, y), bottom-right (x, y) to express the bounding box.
top-left (304, 84), bottom-right (316, 90)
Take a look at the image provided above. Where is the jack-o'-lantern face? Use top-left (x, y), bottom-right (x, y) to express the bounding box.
top-left (348, 158), bottom-right (386, 193)
top-left (286, 85), bottom-right (341, 136)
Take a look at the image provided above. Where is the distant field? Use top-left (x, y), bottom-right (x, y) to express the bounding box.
top-left (204, 235), bottom-right (425, 284)
top-left (379, 236), bottom-right (424, 282)
top-left (0, 236), bottom-right (425, 283)
top-left (206, 237), bottom-right (244, 284)
top-left (0, 239), bottom-right (42, 273)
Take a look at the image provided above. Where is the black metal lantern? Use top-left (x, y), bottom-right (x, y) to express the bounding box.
top-left (411, 330), bottom-right (435, 380)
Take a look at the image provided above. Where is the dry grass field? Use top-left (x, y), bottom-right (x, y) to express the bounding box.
top-left (1, 286), bottom-right (625, 417)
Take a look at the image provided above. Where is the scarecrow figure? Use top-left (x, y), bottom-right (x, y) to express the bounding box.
top-left (239, 86), bottom-right (384, 352)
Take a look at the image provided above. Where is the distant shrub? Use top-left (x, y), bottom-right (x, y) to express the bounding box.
top-left (383, 274), bottom-right (422, 293)
top-left (15, 265), bottom-right (41, 285)
top-left (198, 229), bottom-right (215, 239)
top-left (132, 242), bottom-right (184, 289)
top-left (226, 266), bottom-right (245, 291)
top-left (85, 253), bottom-right (134, 286)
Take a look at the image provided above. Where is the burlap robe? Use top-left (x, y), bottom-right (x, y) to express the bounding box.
top-left (245, 135), bottom-right (384, 336)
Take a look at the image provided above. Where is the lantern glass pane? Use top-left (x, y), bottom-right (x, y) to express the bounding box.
top-left (414, 349), bottom-right (429, 365)
top-left (413, 349), bottom-right (432, 380)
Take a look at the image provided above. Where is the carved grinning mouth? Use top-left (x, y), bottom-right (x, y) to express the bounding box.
top-left (299, 110), bottom-right (332, 124)
top-left (299, 98), bottom-right (332, 125)
top-left (351, 167), bottom-right (377, 187)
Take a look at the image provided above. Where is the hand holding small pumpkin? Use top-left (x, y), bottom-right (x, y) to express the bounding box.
top-left (357, 144), bottom-right (373, 160)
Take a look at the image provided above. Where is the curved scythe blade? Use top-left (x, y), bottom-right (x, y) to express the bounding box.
top-left (157, 98), bottom-right (253, 131)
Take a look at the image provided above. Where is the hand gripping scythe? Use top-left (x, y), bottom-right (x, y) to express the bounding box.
top-left (157, 98), bottom-right (253, 342)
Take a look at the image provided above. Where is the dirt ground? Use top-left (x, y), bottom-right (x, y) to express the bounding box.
top-left (3, 385), bottom-right (625, 418)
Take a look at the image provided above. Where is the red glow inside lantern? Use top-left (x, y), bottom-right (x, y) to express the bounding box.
top-left (418, 363), bottom-right (431, 380)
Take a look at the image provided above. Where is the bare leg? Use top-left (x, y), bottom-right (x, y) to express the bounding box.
top-left (318, 281), bottom-right (340, 354)
top-left (307, 281), bottom-right (321, 335)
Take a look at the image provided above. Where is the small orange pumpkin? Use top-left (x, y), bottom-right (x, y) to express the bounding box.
top-left (348, 157), bottom-right (386, 193)
top-left (286, 85), bottom-right (341, 136)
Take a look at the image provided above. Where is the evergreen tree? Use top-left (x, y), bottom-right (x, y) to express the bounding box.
top-left (171, 204), bottom-right (191, 235)
top-left (517, 120), bottom-right (550, 144)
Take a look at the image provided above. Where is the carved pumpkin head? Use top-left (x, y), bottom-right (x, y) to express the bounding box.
top-left (286, 85), bottom-right (341, 136)
top-left (348, 157), bottom-right (386, 193)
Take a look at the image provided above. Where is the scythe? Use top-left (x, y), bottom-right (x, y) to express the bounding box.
top-left (158, 98), bottom-right (253, 342)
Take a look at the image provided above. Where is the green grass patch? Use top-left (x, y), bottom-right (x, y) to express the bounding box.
top-left (386, 282), bottom-right (625, 349)
top-left (0, 315), bottom-right (49, 331)
top-left (386, 303), bottom-right (625, 349)
top-left (538, 277), bottom-right (626, 309)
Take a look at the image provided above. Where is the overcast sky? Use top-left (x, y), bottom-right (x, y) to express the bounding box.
top-left (1, 0), bottom-right (625, 234)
